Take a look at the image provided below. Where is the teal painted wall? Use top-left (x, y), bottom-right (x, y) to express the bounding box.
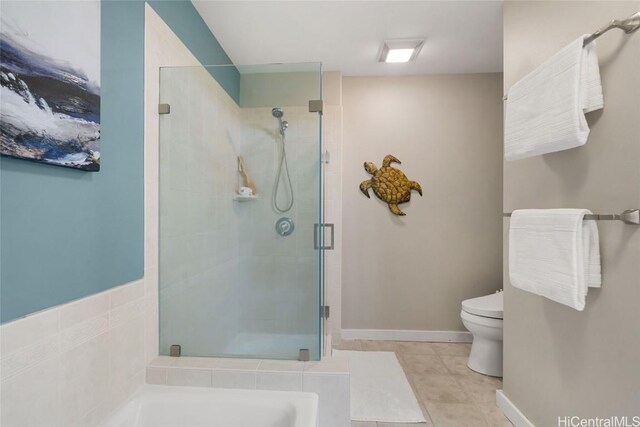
top-left (0, 0), bottom-right (238, 323)
top-left (0, 0), bottom-right (145, 323)
top-left (147, 1), bottom-right (240, 103)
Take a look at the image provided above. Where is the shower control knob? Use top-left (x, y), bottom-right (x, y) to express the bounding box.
top-left (276, 217), bottom-right (294, 237)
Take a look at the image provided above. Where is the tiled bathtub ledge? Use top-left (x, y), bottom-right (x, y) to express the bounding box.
top-left (146, 356), bottom-right (350, 427)
top-left (146, 355), bottom-right (349, 388)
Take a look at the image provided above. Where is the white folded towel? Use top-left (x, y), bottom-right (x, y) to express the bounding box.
top-left (509, 209), bottom-right (601, 311)
top-left (504, 36), bottom-right (603, 161)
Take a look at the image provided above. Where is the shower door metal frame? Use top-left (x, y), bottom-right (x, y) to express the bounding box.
top-left (310, 88), bottom-right (329, 358)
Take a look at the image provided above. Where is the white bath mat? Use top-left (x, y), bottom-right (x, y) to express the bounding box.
top-left (333, 350), bottom-right (426, 423)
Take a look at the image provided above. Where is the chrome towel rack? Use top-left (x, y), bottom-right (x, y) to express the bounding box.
top-left (583, 11), bottom-right (640, 46)
top-left (503, 209), bottom-right (640, 225)
top-left (503, 11), bottom-right (640, 100)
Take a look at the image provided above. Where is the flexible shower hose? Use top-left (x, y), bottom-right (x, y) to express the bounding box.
top-left (273, 131), bottom-right (294, 213)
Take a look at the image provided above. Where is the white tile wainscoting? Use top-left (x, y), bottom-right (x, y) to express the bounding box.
top-left (0, 277), bottom-right (157, 427)
top-left (146, 356), bottom-right (351, 427)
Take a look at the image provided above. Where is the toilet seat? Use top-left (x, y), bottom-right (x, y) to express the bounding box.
top-left (460, 310), bottom-right (503, 328)
top-left (461, 291), bottom-right (503, 319)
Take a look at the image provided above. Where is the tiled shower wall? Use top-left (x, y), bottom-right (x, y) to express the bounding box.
top-left (154, 38), bottom-right (327, 357)
top-left (159, 104), bottom-right (324, 359)
top-left (234, 70), bottom-right (344, 342)
top-left (158, 65), bottom-right (243, 356)
top-left (237, 107), bottom-right (321, 339)
top-left (154, 51), bottom-right (327, 360)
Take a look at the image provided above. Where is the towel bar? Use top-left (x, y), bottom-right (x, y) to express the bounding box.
top-left (583, 11), bottom-right (640, 46)
top-left (503, 209), bottom-right (640, 225)
top-left (502, 11), bottom-right (640, 101)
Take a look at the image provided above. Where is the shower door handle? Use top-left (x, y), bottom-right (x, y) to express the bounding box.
top-left (314, 223), bottom-right (334, 250)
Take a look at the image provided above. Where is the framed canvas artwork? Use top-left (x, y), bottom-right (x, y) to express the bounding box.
top-left (0, 1), bottom-right (101, 171)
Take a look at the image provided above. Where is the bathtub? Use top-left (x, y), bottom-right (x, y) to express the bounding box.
top-left (103, 385), bottom-right (318, 427)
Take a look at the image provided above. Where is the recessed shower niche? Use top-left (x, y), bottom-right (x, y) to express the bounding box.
top-left (158, 63), bottom-right (327, 361)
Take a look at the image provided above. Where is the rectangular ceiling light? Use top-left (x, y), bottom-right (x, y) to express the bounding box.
top-left (379, 39), bottom-right (424, 63)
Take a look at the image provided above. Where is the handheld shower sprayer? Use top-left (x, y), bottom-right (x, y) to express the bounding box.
top-left (271, 107), bottom-right (294, 213)
top-left (272, 107), bottom-right (289, 136)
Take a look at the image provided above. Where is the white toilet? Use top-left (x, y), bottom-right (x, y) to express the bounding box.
top-left (460, 290), bottom-right (503, 377)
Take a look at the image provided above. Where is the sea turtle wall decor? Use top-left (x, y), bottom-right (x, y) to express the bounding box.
top-left (359, 154), bottom-right (422, 216)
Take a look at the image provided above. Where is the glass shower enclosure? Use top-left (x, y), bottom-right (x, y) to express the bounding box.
top-left (158, 63), bottom-right (326, 361)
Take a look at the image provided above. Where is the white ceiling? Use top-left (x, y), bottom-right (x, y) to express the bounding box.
top-left (192, 1), bottom-right (503, 76)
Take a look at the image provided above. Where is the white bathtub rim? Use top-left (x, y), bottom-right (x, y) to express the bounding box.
top-left (102, 384), bottom-right (319, 427)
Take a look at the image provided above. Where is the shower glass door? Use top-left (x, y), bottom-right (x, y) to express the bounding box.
top-left (158, 63), bottom-right (323, 360)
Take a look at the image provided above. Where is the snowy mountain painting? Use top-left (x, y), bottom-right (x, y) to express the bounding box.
top-left (0, 1), bottom-right (101, 171)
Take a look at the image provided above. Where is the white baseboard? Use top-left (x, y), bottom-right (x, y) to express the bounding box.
top-left (340, 329), bottom-right (472, 343)
top-left (496, 390), bottom-right (535, 427)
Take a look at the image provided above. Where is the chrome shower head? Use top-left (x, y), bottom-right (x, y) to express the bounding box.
top-left (272, 107), bottom-right (288, 136)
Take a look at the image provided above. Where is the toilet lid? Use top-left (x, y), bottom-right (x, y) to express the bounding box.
top-left (462, 291), bottom-right (503, 319)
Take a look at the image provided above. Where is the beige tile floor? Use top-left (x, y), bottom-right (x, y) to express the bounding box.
top-left (333, 339), bottom-right (513, 427)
